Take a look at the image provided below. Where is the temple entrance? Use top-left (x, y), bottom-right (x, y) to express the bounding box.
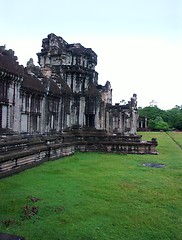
top-left (86, 114), bottom-right (95, 127)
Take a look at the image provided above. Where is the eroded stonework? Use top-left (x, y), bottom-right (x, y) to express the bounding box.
top-left (36, 33), bottom-right (138, 133)
top-left (0, 34), bottom-right (138, 134)
top-left (0, 34), bottom-right (158, 178)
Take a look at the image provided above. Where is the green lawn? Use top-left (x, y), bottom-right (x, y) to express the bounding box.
top-left (0, 132), bottom-right (182, 240)
top-left (166, 131), bottom-right (182, 149)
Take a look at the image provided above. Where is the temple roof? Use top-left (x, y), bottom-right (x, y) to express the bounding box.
top-left (67, 43), bottom-right (97, 57)
top-left (42, 78), bottom-right (61, 96)
top-left (22, 74), bottom-right (45, 93)
top-left (56, 77), bottom-right (72, 94)
top-left (85, 82), bottom-right (101, 97)
top-left (0, 46), bottom-right (24, 76)
top-left (37, 33), bottom-right (97, 64)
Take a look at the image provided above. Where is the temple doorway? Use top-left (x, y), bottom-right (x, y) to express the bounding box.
top-left (86, 114), bottom-right (95, 127)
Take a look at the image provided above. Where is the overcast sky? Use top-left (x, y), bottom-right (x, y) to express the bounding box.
top-left (1, 0), bottom-right (182, 109)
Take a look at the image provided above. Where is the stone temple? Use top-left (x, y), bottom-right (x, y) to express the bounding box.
top-left (0, 33), bottom-right (157, 178)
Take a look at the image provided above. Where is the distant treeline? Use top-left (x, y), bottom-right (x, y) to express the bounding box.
top-left (139, 105), bottom-right (182, 131)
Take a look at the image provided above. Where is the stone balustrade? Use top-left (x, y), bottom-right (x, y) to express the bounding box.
top-left (0, 130), bottom-right (158, 178)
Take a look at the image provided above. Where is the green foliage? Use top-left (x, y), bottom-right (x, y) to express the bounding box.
top-left (148, 119), bottom-right (155, 130)
top-left (148, 117), bottom-right (169, 131)
top-left (139, 106), bottom-right (165, 120)
top-left (165, 107), bottom-right (182, 130)
top-left (155, 120), bottom-right (169, 131)
top-left (0, 133), bottom-right (182, 240)
top-left (139, 105), bottom-right (182, 130)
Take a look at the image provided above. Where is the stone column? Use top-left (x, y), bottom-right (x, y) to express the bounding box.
top-left (106, 111), bottom-right (110, 132)
top-left (112, 116), bottom-right (115, 130)
top-left (57, 98), bottom-right (62, 132)
top-left (130, 109), bottom-right (137, 134)
top-left (95, 108), bottom-right (100, 129)
top-left (67, 114), bottom-right (70, 128)
top-left (79, 97), bottom-right (85, 127)
top-left (144, 117), bottom-right (148, 129)
top-left (13, 79), bottom-right (22, 133)
top-left (140, 118), bottom-right (143, 128)
top-left (7, 82), bottom-right (13, 129)
top-left (118, 111), bottom-right (122, 133)
top-left (40, 96), bottom-right (46, 134)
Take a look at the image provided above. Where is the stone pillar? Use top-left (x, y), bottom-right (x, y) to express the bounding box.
top-left (118, 111), bottom-right (122, 133)
top-left (40, 96), bottom-right (46, 134)
top-left (67, 114), bottom-right (70, 128)
top-left (66, 74), bottom-right (72, 89)
top-left (57, 98), bottom-right (62, 132)
top-left (106, 111), bottom-right (110, 132)
top-left (125, 112), bottom-right (130, 134)
top-left (13, 79), bottom-right (22, 133)
top-left (144, 117), bottom-right (148, 129)
top-left (79, 97), bottom-right (85, 127)
top-left (95, 108), bottom-right (100, 129)
top-left (130, 110), bottom-right (137, 134)
top-left (112, 116), bottom-right (115, 130)
top-left (121, 113), bottom-right (125, 134)
top-left (7, 82), bottom-right (14, 129)
top-left (100, 105), bottom-right (104, 130)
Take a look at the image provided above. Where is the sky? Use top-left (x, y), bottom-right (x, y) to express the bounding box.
top-left (1, 0), bottom-right (182, 110)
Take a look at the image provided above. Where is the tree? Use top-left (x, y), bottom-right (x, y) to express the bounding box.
top-left (139, 106), bottom-right (165, 120)
top-left (148, 116), bottom-right (169, 131)
top-left (148, 119), bottom-right (156, 130)
top-left (139, 105), bottom-right (182, 131)
top-left (154, 117), bottom-right (169, 131)
top-left (165, 107), bottom-right (182, 130)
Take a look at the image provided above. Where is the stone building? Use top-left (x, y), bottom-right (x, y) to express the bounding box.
top-left (37, 33), bottom-right (114, 132)
top-left (0, 33), bottom-right (138, 135)
top-left (0, 34), bottom-right (158, 178)
top-left (138, 116), bottom-right (148, 131)
top-left (0, 46), bottom-right (23, 133)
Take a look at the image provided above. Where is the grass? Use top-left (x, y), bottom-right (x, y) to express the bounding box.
top-left (0, 132), bottom-right (182, 240)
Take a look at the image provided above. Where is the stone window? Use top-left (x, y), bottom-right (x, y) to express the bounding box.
top-left (0, 81), bottom-right (8, 101)
top-left (76, 56), bottom-right (81, 65)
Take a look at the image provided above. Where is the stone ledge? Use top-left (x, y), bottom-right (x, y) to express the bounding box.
top-left (0, 131), bottom-right (158, 178)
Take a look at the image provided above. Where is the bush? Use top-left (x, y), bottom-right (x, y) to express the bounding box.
top-left (149, 117), bottom-right (169, 131)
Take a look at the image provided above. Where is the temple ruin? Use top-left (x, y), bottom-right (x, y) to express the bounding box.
top-left (0, 33), bottom-right (157, 178)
